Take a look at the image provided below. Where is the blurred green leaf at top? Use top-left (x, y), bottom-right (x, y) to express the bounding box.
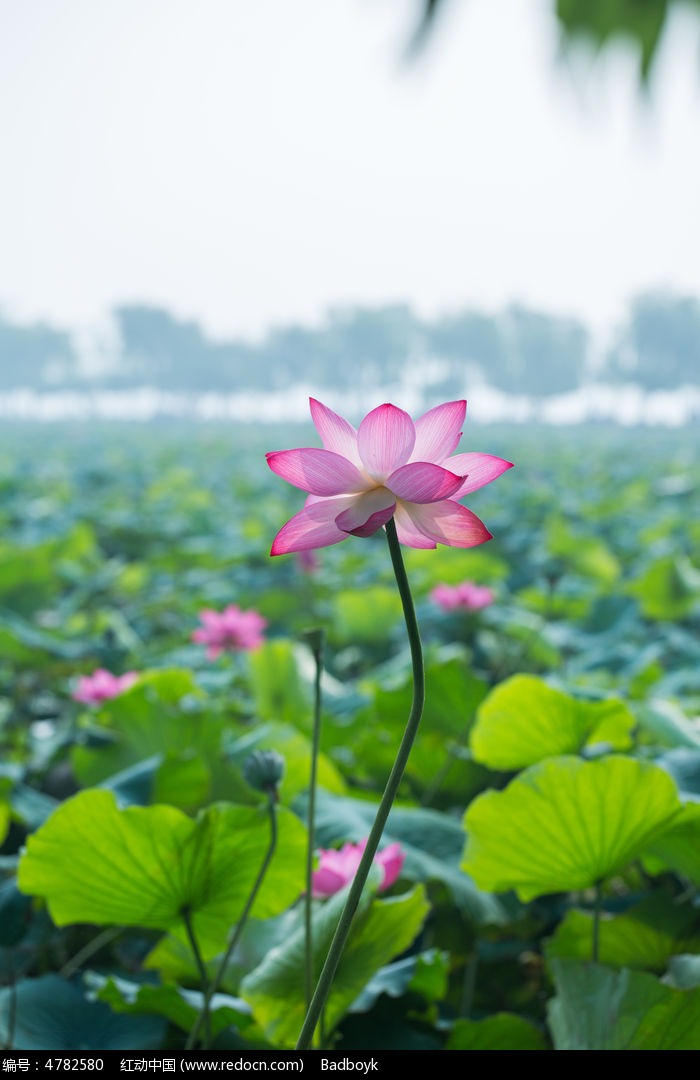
top-left (413, 0), bottom-right (700, 81)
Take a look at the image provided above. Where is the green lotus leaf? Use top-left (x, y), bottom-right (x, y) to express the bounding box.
top-left (462, 756), bottom-right (683, 901)
top-left (470, 676), bottom-right (635, 769)
top-left (241, 885), bottom-right (430, 1047)
top-left (629, 554), bottom-right (700, 620)
top-left (89, 973), bottom-right (255, 1039)
top-left (348, 949), bottom-right (449, 1014)
top-left (548, 959), bottom-right (700, 1050)
top-left (0, 975), bottom-right (164, 1051)
top-left (545, 893), bottom-right (700, 972)
top-left (642, 803), bottom-right (700, 882)
top-left (18, 789), bottom-right (306, 959)
top-left (446, 1013), bottom-right (548, 1050)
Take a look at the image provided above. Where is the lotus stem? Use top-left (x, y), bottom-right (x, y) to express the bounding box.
top-left (182, 906), bottom-right (212, 1049)
top-left (59, 925), bottom-right (123, 979)
top-left (295, 516), bottom-right (425, 1050)
top-left (186, 795), bottom-right (278, 1051)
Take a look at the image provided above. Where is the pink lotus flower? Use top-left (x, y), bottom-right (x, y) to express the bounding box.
top-left (430, 581), bottom-right (495, 612)
top-left (72, 669), bottom-right (138, 706)
top-left (312, 839), bottom-right (405, 898)
top-left (266, 399), bottom-right (512, 555)
top-left (192, 605), bottom-right (267, 659)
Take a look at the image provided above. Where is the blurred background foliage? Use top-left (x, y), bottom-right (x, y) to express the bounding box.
top-left (416, 0), bottom-right (700, 79)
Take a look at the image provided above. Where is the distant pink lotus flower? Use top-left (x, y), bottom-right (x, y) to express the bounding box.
top-left (312, 839), bottom-right (405, 898)
top-left (72, 669), bottom-right (138, 706)
top-left (192, 605), bottom-right (267, 659)
top-left (431, 581), bottom-right (495, 612)
top-left (266, 399), bottom-right (512, 555)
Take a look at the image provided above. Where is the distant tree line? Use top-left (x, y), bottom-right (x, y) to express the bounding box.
top-left (1, 290), bottom-right (698, 396)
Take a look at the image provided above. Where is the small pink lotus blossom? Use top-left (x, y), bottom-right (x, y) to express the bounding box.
top-left (312, 839), bottom-right (405, 898)
top-left (431, 581), bottom-right (495, 612)
top-left (72, 669), bottom-right (138, 706)
top-left (266, 398), bottom-right (512, 555)
top-left (192, 605), bottom-right (267, 659)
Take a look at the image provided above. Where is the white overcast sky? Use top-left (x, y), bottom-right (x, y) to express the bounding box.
top-left (1, 0), bottom-right (699, 342)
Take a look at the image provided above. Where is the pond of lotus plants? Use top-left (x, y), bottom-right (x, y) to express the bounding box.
top-left (0, 415), bottom-right (699, 1052)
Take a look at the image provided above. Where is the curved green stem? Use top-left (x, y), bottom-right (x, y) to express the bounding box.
top-left (59, 926), bottom-right (123, 980)
top-left (186, 796), bottom-right (278, 1051)
top-left (182, 907), bottom-right (212, 1050)
top-left (295, 517), bottom-right (424, 1050)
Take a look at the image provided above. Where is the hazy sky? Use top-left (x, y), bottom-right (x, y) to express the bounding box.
top-left (1, 0), bottom-right (699, 342)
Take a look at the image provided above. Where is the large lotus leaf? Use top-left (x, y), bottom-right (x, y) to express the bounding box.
top-left (153, 754), bottom-right (213, 811)
top-left (548, 959), bottom-right (700, 1050)
top-left (18, 790), bottom-right (306, 959)
top-left (0, 975), bottom-right (165, 1051)
top-left (446, 1014), bottom-right (548, 1050)
top-left (241, 885), bottom-right (429, 1047)
top-left (462, 756), bottom-right (683, 901)
top-left (89, 973), bottom-right (255, 1040)
top-left (470, 676), bottom-right (634, 769)
top-left (304, 789), bottom-right (508, 925)
top-left (642, 803), bottom-right (700, 882)
top-left (545, 893), bottom-right (700, 972)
